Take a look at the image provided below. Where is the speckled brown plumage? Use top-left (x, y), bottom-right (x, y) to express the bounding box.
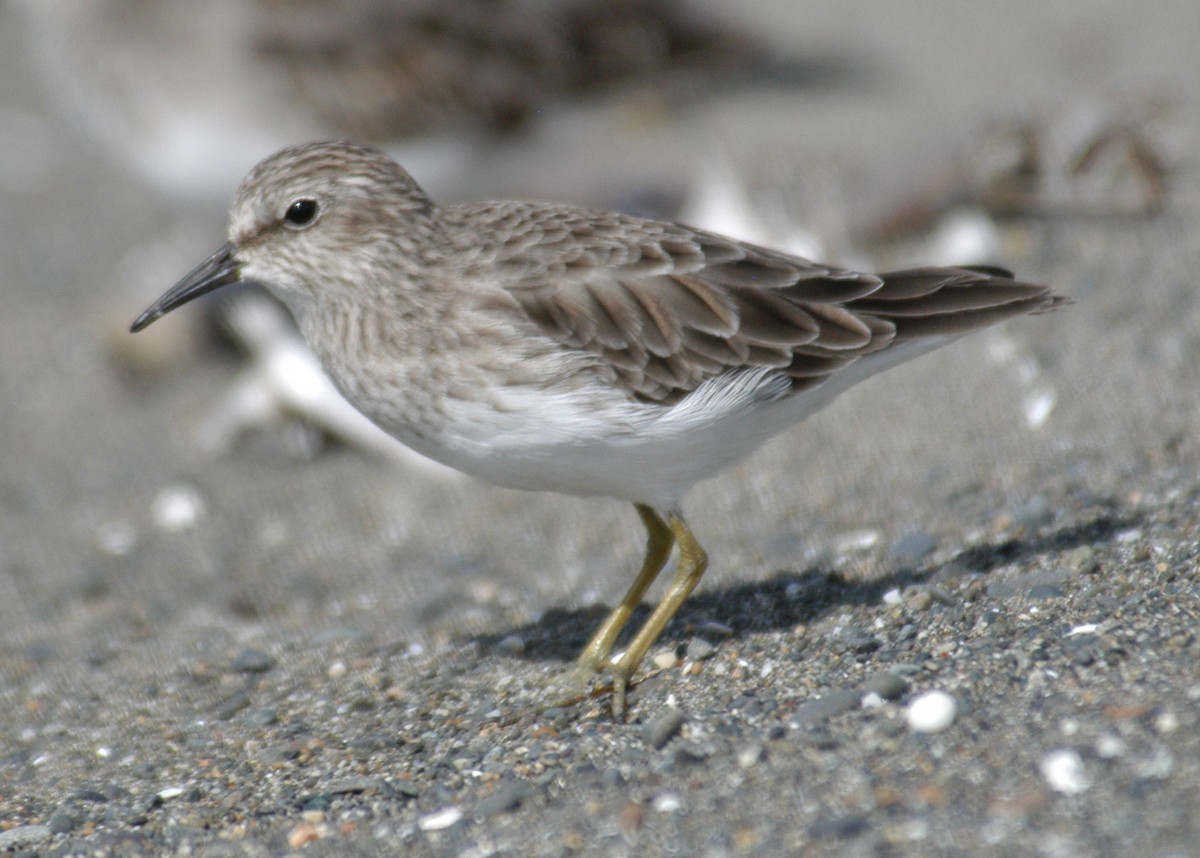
top-left (132, 141), bottom-right (1066, 716)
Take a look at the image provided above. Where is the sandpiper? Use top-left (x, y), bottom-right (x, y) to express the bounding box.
top-left (132, 141), bottom-right (1064, 716)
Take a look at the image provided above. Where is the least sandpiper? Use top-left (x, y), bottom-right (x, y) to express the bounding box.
top-left (132, 141), bottom-right (1064, 716)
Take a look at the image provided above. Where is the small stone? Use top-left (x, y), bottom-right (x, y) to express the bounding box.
top-left (301, 809), bottom-right (326, 824)
top-left (862, 671), bottom-right (909, 701)
top-left (1068, 546), bottom-right (1099, 574)
top-left (1027, 583), bottom-right (1064, 600)
top-left (216, 690), bottom-right (252, 720)
top-left (328, 659), bottom-right (348, 679)
top-left (685, 637), bottom-right (717, 661)
top-left (893, 530), bottom-right (937, 563)
top-left (1011, 497), bottom-right (1053, 530)
top-left (835, 529), bottom-right (880, 553)
top-left (793, 688), bottom-right (860, 725)
top-left (861, 692), bottom-right (886, 709)
top-left (1095, 734), bottom-right (1127, 759)
top-left (477, 779), bottom-right (533, 817)
top-left (230, 648), bottom-right (275, 673)
top-left (737, 743), bottom-right (765, 769)
top-left (1155, 710), bottom-right (1179, 734)
top-left (243, 706), bottom-right (278, 727)
top-left (619, 801), bottom-right (644, 835)
top-left (327, 776), bottom-right (389, 796)
top-left (419, 806), bottom-right (463, 832)
top-left (652, 793), bottom-right (682, 813)
top-left (95, 520), bottom-right (137, 556)
top-left (150, 483), bottom-right (206, 532)
top-left (1041, 748), bottom-right (1090, 794)
top-left (287, 822), bottom-right (321, 848)
top-left (1135, 747), bottom-right (1175, 781)
top-left (47, 809), bottom-right (78, 835)
top-left (644, 709), bottom-right (687, 749)
top-left (906, 691), bottom-right (957, 733)
top-left (808, 815), bottom-right (869, 839)
top-left (0, 825), bottom-right (52, 849)
top-left (840, 629), bottom-right (882, 654)
top-left (698, 621), bottom-right (733, 639)
top-left (157, 786), bottom-right (185, 801)
top-left (300, 793), bottom-right (332, 812)
top-left (907, 590), bottom-right (934, 612)
top-left (652, 650), bottom-right (679, 670)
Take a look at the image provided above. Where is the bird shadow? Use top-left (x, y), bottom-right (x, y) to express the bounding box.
top-left (469, 509), bottom-right (1136, 663)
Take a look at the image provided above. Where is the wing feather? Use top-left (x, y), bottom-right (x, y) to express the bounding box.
top-left (476, 204), bottom-right (1062, 404)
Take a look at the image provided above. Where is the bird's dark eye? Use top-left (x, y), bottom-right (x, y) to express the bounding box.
top-left (283, 198), bottom-right (319, 228)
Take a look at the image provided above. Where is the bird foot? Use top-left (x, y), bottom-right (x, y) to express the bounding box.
top-left (536, 657), bottom-right (641, 720)
top-left (535, 663), bottom-right (598, 711)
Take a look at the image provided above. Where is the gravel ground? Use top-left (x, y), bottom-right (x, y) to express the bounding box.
top-left (2, 2), bottom-right (1199, 856)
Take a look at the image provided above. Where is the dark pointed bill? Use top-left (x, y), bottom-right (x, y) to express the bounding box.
top-left (130, 242), bottom-right (241, 332)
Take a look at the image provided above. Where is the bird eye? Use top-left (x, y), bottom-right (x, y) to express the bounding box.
top-left (283, 198), bottom-right (319, 229)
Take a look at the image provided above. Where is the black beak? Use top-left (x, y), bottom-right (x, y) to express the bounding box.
top-left (130, 242), bottom-right (241, 333)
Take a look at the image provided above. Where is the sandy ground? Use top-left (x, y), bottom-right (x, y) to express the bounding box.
top-left (1, 1), bottom-right (1199, 855)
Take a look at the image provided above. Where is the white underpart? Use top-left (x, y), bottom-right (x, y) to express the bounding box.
top-left (385, 336), bottom-right (958, 511)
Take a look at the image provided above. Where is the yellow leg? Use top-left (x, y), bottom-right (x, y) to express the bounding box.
top-left (538, 504), bottom-right (674, 708)
top-left (609, 512), bottom-right (708, 718)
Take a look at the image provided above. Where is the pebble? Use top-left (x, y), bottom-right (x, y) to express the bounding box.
top-left (477, 779), bottom-right (533, 816)
top-left (737, 743), bottom-right (766, 769)
top-left (1154, 710), bottom-right (1179, 734)
top-left (419, 806), bottom-right (463, 832)
top-left (862, 671), bottom-right (909, 701)
top-left (686, 636), bottom-right (717, 661)
top-left (47, 809), bottom-right (78, 835)
top-left (698, 620), bottom-right (734, 639)
top-left (1028, 583), bottom-right (1065, 600)
top-left (840, 628), bottom-right (882, 654)
top-left (652, 793), bottom-right (683, 813)
top-left (94, 519), bottom-right (137, 556)
top-left (652, 650), bottom-right (679, 670)
top-left (1041, 749), bottom-right (1090, 794)
top-left (906, 590), bottom-right (934, 612)
top-left (793, 688), bottom-right (860, 725)
top-left (1011, 496), bottom-right (1053, 530)
top-left (1095, 734), bottom-right (1127, 759)
top-left (835, 529), bottom-right (880, 553)
top-left (1134, 748), bottom-right (1175, 781)
top-left (150, 483), bottom-right (206, 532)
top-left (215, 690), bottom-right (251, 720)
top-left (243, 706), bottom-right (279, 727)
top-left (906, 691), bottom-right (957, 733)
top-left (1068, 546), bottom-right (1100, 574)
top-left (287, 822), bottom-right (321, 847)
top-left (808, 815), bottom-right (869, 839)
top-left (0, 825), bottom-right (52, 849)
top-left (327, 776), bottom-right (391, 796)
top-left (230, 648), bottom-right (275, 673)
top-left (645, 709), bottom-right (687, 749)
top-left (893, 530), bottom-right (937, 563)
